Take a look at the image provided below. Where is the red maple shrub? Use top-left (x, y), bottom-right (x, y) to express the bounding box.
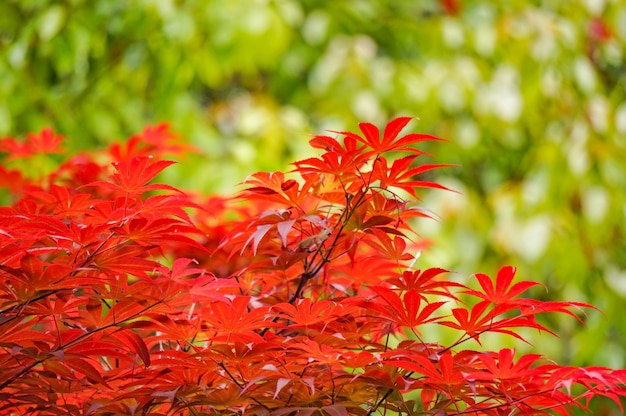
top-left (0, 118), bottom-right (624, 415)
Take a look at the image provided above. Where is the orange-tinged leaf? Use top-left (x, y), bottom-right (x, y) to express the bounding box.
top-left (5, 329), bottom-right (56, 344)
top-left (273, 377), bottom-right (290, 399)
top-left (360, 215), bottom-right (394, 230)
top-left (151, 387), bottom-right (180, 405)
top-left (309, 135), bottom-right (343, 152)
top-left (321, 404), bottom-right (349, 416)
top-left (66, 357), bottom-right (108, 386)
top-left (271, 408), bottom-right (317, 416)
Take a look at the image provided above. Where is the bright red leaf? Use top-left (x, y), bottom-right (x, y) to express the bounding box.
top-left (0, 119), bottom-right (623, 416)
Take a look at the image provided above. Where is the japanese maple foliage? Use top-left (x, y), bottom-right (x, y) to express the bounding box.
top-left (0, 119), bottom-right (624, 415)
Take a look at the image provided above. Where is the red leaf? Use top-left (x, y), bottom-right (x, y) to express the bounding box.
top-left (276, 219), bottom-right (296, 247)
top-left (472, 348), bottom-right (544, 381)
top-left (27, 128), bottom-right (64, 155)
top-left (360, 215), bottom-right (394, 230)
top-left (464, 266), bottom-right (542, 305)
top-left (203, 296), bottom-right (276, 336)
top-left (110, 328), bottom-right (151, 367)
top-left (91, 244), bottom-right (159, 279)
top-left (309, 135), bottom-right (343, 152)
top-left (334, 117), bottom-right (445, 155)
top-left (0, 128), bottom-right (63, 159)
top-left (385, 351), bottom-right (466, 391)
top-left (363, 230), bottom-right (415, 263)
top-left (281, 179), bottom-right (297, 191)
top-left (86, 156), bottom-right (178, 196)
top-left (66, 357), bottom-right (108, 387)
top-left (383, 116), bottom-right (413, 144)
top-left (320, 404), bottom-right (349, 416)
top-left (359, 122), bottom-right (381, 149)
top-left (366, 286), bottom-right (446, 328)
top-left (274, 298), bottom-right (351, 329)
top-left (242, 224), bottom-right (273, 255)
top-left (386, 268), bottom-right (462, 299)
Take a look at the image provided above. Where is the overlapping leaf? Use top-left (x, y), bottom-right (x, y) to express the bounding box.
top-left (1, 120), bottom-right (624, 416)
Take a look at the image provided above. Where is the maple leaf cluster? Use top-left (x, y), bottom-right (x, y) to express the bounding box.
top-left (0, 118), bottom-right (624, 415)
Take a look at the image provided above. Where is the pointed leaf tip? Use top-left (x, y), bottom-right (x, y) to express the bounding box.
top-left (383, 116), bottom-right (413, 142)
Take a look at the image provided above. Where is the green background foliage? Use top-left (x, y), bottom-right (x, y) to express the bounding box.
top-left (2, 0), bottom-right (625, 377)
